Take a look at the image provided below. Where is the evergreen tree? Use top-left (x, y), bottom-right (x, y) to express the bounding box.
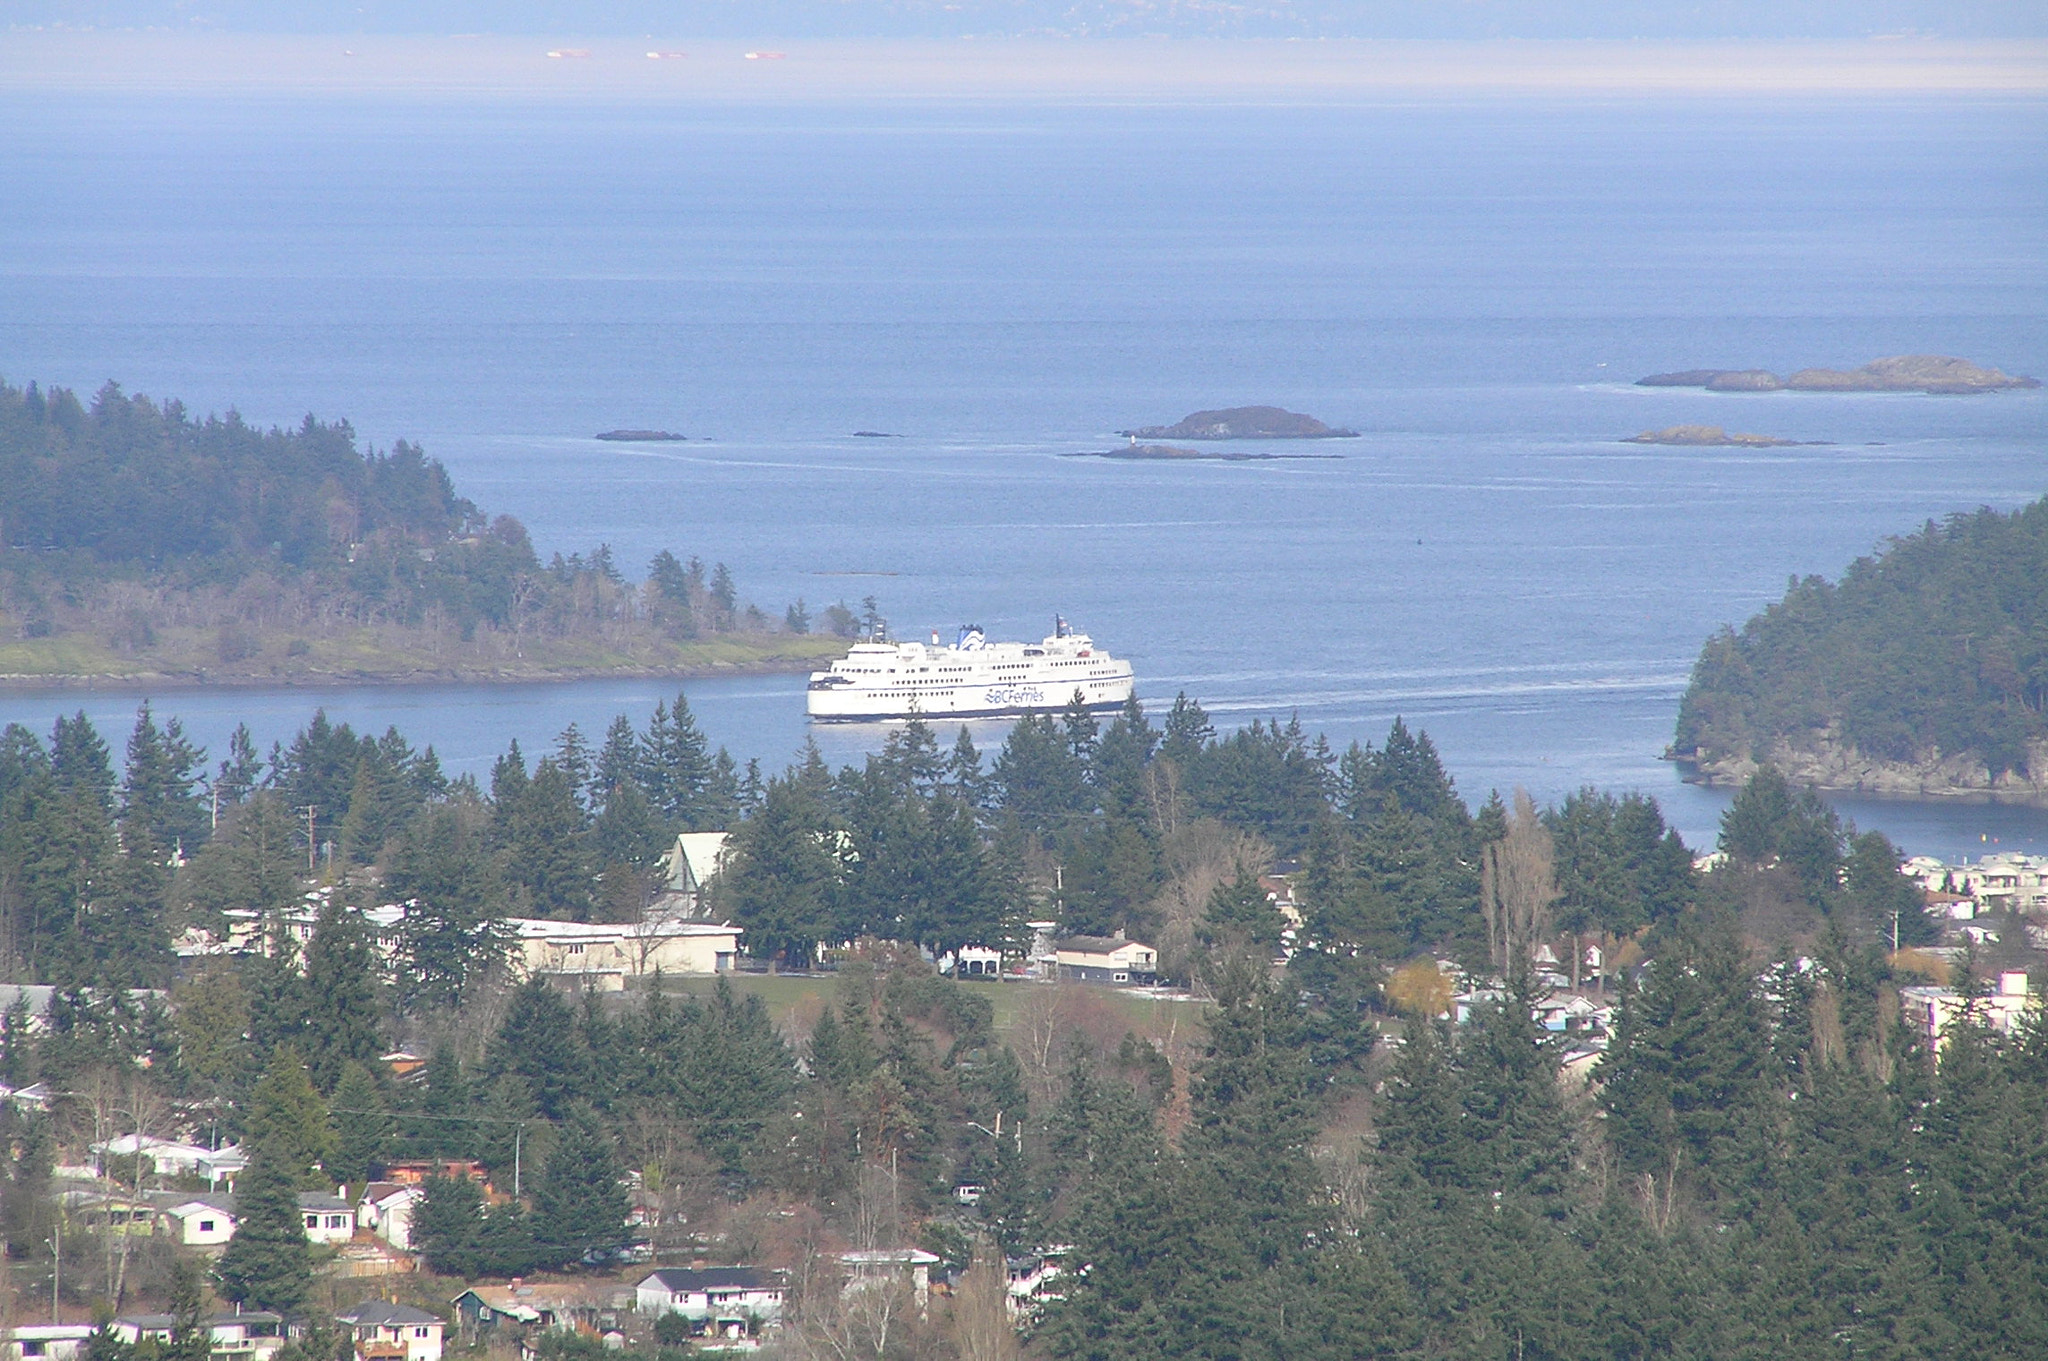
top-left (301, 901), bottom-right (384, 1091)
top-left (246, 1047), bottom-right (335, 1186)
top-left (639, 693), bottom-right (715, 828)
top-left (120, 701), bottom-right (210, 861)
top-left (329, 1061), bottom-right (391, 1185)
top-left (530, 1110), bottom-right (631, 1268)
top-left (214, 1141), bottom-right (313, 1313)
top-left (385, 801), bottom-right (508, 1011)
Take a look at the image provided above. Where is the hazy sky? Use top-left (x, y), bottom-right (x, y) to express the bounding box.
top-left (12, 0), bottom-right (2048, 40)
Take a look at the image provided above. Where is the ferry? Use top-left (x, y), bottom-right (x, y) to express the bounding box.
top-left (806, 617), bottom-right (1134, 722)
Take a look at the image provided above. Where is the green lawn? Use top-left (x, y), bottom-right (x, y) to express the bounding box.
top-left (648, 971), bottom-right (1206, 1047)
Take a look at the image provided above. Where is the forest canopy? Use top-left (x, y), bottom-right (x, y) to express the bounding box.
top-left (1674, 495), bottom-right (2048, 777)
top-left (0, 377), bottom-right (851, 675)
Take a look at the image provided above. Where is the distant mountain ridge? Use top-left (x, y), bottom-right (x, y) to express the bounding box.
top-left (17, 0), bottom-right (2043, 39)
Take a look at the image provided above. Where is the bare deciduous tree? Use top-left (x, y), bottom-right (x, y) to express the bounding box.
top-left (1480, 788), bottom-right (1557, 978)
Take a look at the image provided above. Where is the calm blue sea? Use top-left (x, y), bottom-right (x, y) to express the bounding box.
top-left (1, 92), bottom-right (2044, 860)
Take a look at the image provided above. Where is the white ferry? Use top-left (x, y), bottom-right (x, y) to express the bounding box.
top-left (806, 617), bottom-right (1134, 722)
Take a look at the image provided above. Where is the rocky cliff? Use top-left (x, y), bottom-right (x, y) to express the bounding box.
top-left (1675, 729), bottom-right (2048, 803)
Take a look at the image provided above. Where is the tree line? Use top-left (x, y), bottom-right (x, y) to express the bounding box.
top-left (0, 376), bottom-right (846, 656)
top-left (1676, 493), bottom-right (2048, 778)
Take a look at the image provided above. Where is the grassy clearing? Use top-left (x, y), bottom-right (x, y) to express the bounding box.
top-left (649, 971), bottom-right (1208, 1050)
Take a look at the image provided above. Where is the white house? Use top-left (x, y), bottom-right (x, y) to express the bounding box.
top-left (1054, 936), bottom-right (1158, 986)
top-left (300, 1191), bottom-right (358, 1244)
top-left (357, 1182), bottom-right (425, 1250)
top-left (335, 1302), bottom-right (444, 1361)
top-left (90, 1136), bottom-right (245, 1186)
top-left (4, 1325), bottom-right (95, 1361)
top-left (159, 1195), bottom-right (240, 1247)
top-left (634, 1267), bottom-right (786, 1341)
top-left (110, 1313), bottom-right (284, 1361)
top-left (507, 917), bottom-right (742, 991)
top-left (840, 1248), bottom-right (942, 1310)
top-left (1899, 971), bottom-right (2037, 1049)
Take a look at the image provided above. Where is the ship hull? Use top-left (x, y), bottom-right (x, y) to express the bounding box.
top-left (805, 625), bottom-right (1134, 722)
top-left (808, 675), bottom-right (1133, 722)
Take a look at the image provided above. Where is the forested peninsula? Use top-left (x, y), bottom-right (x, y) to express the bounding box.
top-left (0, 378), bottom-right (847, 688)
top-left (1673, 494), bottom-right (2048, 799)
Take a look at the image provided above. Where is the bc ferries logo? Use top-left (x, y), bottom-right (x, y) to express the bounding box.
top-left (985, 685), bottom-right (1044, 707)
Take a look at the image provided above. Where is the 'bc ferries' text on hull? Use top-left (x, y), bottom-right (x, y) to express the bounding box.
top-left (806, 619), bottom-right (1134, 722)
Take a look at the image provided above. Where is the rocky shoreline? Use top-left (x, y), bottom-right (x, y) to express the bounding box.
top-left (1120, 405), bottom-right (1359, 439)
top-left (1623, 424), bottom-right (1824, 448)
top-left (1671, 733), bottom-right (2048, 805)
top-left (1067, 443), bottom-right (1342, 463)
top-left (1637, 354), bottom-right (2038, 395)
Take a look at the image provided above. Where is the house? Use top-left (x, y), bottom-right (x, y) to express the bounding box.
top-left (383, 1158), bottom-right (488, 1187)
top-left (506, 917), bottom-right (743, 991)
top-left (335, 1302), bottom-right (444, 1361)
top-left (89, 1136), bottom-right (245, 1186)
top-left (357, 1182), bottom-right (425, 1250)
top-left (840, 1248), bottom-right (942, 1309)
top-left (4, 1325), bottom-right (95, 1361)
top-left (1054, 936), bottom-right (1158, 986)
top-left (109, 1313), bottom-right (284, 1361)
top-left (1899, 971), bottom-right (2037, 1049)
top-left (453, 1283), bottom-right (629, 1341)
top-left (300, 1191), bottom-right (358, 1244)
top-left (159, 1194), bottom-right (240, 1247)
top-left (1004, 1247), bottom-right (1070, 1320)
top-left (634, 1267), bottom-right (786, 1341)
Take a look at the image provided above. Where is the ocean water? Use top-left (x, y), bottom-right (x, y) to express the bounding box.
top-left (1, 92), bottom-right (2044, 861)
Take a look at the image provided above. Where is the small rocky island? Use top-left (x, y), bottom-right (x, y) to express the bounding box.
top-left (1636, 354), bottom-right (2038, 395)
top-left (1067, 443), bottom-right (1342, 463)
top-left (1120, 405), bottom-right (1360, 439)
top-left (595, 429), bottom-right (687, 442)
top-left (1623, 425), bottom-right (1823, 448)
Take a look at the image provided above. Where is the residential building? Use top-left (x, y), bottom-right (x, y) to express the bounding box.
top-left (4, 1325), bottom-right (95, 1361)
top-left (1054, 936), bottom-right (1158, 986)
top-left (840, 1248), bottom-right (942, 1310)
top-left (357, 1182), bottom-right (425, 1250)
top-left (506, 917), bottom-right (742, 991)
top-left (452, 1283), bottom-right (629, 1341)
top-left (1899, 971), bottom-right (2038, 1049)
top-left (159, 1194), bottom-right (240, 1247)
top-left (301, 1192), bottom-right (358, 1244)
top-left (89, 1136), bottom-right (245, 1186)
top-left (634, 1267), bottom-right (786, 1342)
top-left (335, 1302), bottom-right (444, 1361)
top-left (109, 1313), bottom-right (284, 1361)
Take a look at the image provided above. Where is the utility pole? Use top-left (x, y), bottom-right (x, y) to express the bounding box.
top-left (50, 1218), bottom-right (59, 1321)
top-left (296, 805), bottom-right (318, 873)
top-left (513, 1124), bottom-right (522, 1199)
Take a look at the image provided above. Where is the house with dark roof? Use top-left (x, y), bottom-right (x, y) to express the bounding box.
top-left (633, 1267), bottom-right (786, 1341)
top-left (335, 1301), bottom-right (444, 1361)
top-left (1054, 935), bottom-right (1158, 986)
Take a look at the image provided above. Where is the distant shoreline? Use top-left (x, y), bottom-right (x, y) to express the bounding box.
top-left (0, 654), bottom-right (829, 695)
top-left (4, 36), bottom-right (2043, 101)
